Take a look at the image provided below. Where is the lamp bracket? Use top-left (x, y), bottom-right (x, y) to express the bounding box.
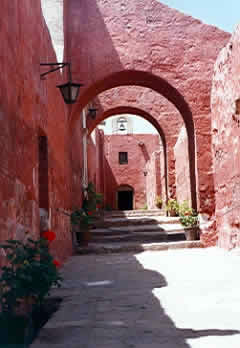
top-left (40, 62), bottom-right (71, 80)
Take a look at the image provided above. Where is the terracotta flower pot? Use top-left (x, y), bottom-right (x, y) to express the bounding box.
top-left (77, 225), bottom-right (91, 246)
top-left (184, 228), bottom-right (198, 241)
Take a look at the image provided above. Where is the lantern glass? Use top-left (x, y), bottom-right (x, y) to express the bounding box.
top-left (88, 108), bottom-right (97, 119)
top-left (57, 82), bottom-right (83, 104)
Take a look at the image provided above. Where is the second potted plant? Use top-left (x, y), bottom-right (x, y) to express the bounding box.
top-left (178, 200), bottom-right (199, 240)
top-left (155, 196), bottom-right (163, 209)
top-left (166, 199), bottom-right (179, 217)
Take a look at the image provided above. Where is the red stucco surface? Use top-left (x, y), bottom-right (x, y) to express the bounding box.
top-left (0, 1), bottom-right (73, 264)
top-left (103, 134), bottom-right (161, 210)
top-left (88, 128), bottom-right (104, 195)
top-left (174, 127), bottom-right (191, 204)
top-left (146, 150), bottom-right (163, 209)
top-left (211, 25), bottom-right (240, 249)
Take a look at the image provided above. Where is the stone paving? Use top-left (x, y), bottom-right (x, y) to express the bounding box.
top-left (32, 247), bottom-right (240, 347)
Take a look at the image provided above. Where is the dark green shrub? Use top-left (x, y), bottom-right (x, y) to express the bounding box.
top-left (0, 237), bottom-right (62, 315)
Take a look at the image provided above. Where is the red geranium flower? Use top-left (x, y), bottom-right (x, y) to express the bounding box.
top-left (88, 211), bottom-right (93, 215)
top-left (42, 230), bottom-right (56, 242)
top-left (53, 259), bottom-right (61, 268)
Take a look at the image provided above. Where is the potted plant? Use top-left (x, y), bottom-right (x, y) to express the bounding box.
top-left (155, 196), bottom-right (163, 209)
top-left (85, 182), bottom-right (103, 216)
top-left (178, 200), bottom-right (192, 216)
top-left (178, 201), bottom-right (199, 240)
top-left (166, 199), bottom-right (179, 216)
top-left (58, 183), bottom-right (103, 246)
top-left (70, 208), bottom-right (96, 246)
top-left (0, 234), bottom-right (62, 346)
top-left (74, 182), bottom-right (103, 245)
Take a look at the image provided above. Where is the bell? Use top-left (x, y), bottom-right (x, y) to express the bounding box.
top-left (119, 122), bottom-right (126, 131)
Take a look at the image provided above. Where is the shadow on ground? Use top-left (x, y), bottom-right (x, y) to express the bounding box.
top-left (33, 251), bottom-right (240, 347)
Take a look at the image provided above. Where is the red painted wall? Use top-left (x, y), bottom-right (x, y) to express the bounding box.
top-left (160, 147), bottom-right (166, 205)
top-left (71, 121), bottom-right (84, 211)
top-left (88, 128), bottom-right (104, 195)
top-left (146, 151), bottom-right (163, 209)
top-left (88, 131), bottom-right (98, 187)
top-left (103, 134), bottom-right (160, 209)
top-left (211, 25), bottom-right (240, 249)
top-left (0, 1), bottom-right (73, 265)
top-left (174, 127), bottom-right (191, 204)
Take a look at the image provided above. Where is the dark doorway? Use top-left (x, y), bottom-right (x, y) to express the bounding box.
top-left (118, 191), bottom-right (133, 210)
top-left (38, 135), bottom-right (49, 211)
top-left (38, 135), bottom-right (49, 232)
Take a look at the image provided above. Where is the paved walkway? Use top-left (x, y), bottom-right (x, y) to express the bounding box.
top-left (33, 248), bottom-right (240, 347)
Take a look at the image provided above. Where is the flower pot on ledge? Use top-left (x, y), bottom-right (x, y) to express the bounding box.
top-left (184, 227), bottom-right (200, 241)
top-left (169, 209), bottom-right (177, 217)
top-left (77, 225), bottom-right (91, 246)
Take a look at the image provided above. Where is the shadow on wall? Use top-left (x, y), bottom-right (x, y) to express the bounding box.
top-left (67, 0), bottom-right (124, 92)
top-left (87, 130), bottom-right (119, 210)
top-left (139, 142), bottom-right (150, 162)
top-left (103, 157), bottom-right (118, 210)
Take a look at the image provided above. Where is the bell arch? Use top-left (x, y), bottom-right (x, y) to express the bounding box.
top-left (89, 106), bottom-right (168, 206)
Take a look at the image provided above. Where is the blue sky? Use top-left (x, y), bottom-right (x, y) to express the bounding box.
top-left (159, 0), bottom-right (240, 33)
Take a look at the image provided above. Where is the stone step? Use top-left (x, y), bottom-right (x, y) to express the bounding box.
top-left (91, 231), bottom-right (186, 243)
top-left (103, 209), bottom-right (165, 217)
top-left (91, 224), bottom-right (198, 243)
top-left (91, 228), bottom-right (130, 237)
top-left (92, 223), bottom-right (188, 236)
top-left (96, 216), bottom-right (180, 228)
top-left (92, 225), bottom-right (175, 236)
top-left (76, 240), bottom-right (203, 255)
top-left (108, 223), bottom-right (184, 233)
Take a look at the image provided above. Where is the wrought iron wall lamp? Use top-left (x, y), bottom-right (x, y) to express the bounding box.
top-left (40, 62), bottom-right (83, 104)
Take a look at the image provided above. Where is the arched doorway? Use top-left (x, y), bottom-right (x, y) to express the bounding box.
top-left (117, 185), bottom-right (134, 210)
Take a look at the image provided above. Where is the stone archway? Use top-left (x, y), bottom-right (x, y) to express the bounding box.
top-left (70, 70), bottom-right (197, 211)
top-left (88, 85), bottom-right (184, 199)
